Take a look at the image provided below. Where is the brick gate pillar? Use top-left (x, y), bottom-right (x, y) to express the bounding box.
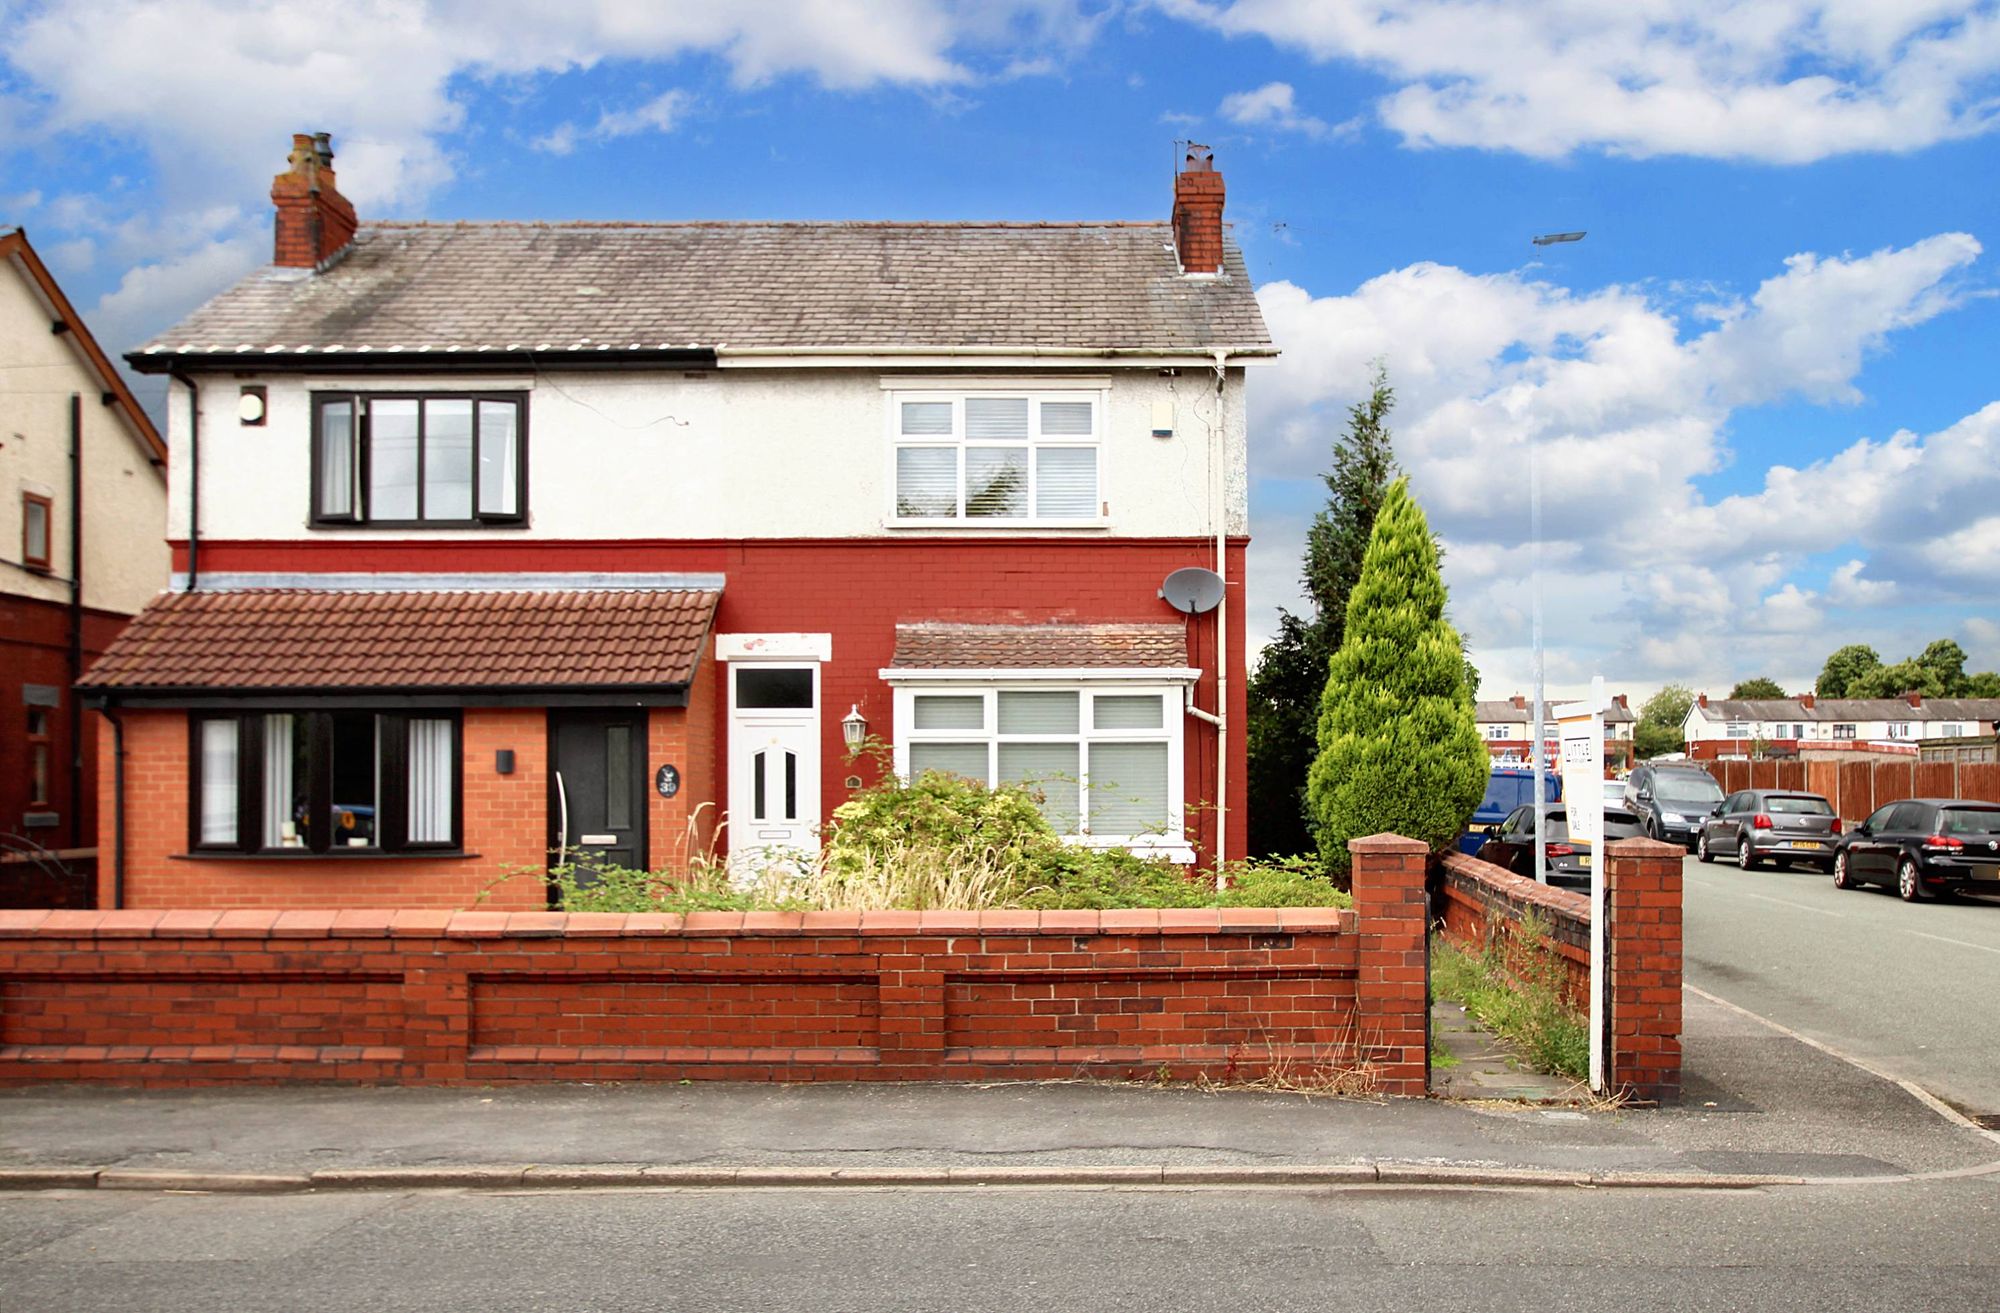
top-left (1348, 833), bottom-right (1430, 1096)
top-left (1604, 837), bottom-right (1683, 1103)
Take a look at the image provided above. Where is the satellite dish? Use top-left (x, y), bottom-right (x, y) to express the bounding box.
top-left (1159, 567), bottom-right (1225, 615)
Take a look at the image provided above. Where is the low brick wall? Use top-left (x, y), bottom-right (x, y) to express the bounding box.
top-left (0, 903), bottom-right (1431, 1090)
top-left (1430, 838), bottom-right (1683, 1103)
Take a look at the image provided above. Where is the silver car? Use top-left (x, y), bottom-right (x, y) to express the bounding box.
top-left (1695, 789), bottom-right (1841, 871)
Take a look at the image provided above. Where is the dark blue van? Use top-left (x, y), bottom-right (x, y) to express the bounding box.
top-left (1459, 767), bottom-right (1562, 854)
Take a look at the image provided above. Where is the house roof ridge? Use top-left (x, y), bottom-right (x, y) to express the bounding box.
top-left (360, 219), bottom-right (1177, 231)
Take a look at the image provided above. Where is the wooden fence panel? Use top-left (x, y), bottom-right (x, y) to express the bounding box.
top-left (1838, 762), bottom-right (1874, 822)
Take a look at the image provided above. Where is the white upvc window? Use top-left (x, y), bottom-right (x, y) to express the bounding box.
top-left (1726, 721), bottom-right (1751, 739)
top-left (1889, 721), bottom-right (1914, 739)
top-left (1833, 723), bottom-right (1856, 740)
top-left (888, 391), bottom-right (1103, 526)
top-left (1939, 723), bottom-right (1964, 738)
top-left (1483, 724), bottom-right (1514, 741)
top-left (890, 681), bottom-right (1189, 860)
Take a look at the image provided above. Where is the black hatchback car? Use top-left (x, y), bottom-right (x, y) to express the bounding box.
top-left (1694, 790), bottom-right (1841, 872)
top-left (1474, 804), bottom-right (1648, 887)
top-left (1832, 798), bottom-right (2000, 901)
top-left (1624, 764), bottom-right (1725, 849)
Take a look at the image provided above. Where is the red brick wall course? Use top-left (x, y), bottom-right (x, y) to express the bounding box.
top-left (0, 906), bottom-right (1414, 1088)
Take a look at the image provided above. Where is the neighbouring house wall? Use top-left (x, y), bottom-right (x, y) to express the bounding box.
top-left (165, 367), bottom-right (1250, 544)
top-left (98, 708), bottom-right (555, 910)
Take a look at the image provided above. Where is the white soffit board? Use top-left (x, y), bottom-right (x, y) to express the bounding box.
top-left (718, 632), bottom-right (834, 662)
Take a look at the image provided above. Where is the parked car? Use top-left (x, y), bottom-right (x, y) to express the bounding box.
top-left (1474, 804), bottom-right (1648, 886)
top-left (1600, 779), bottom-right (1627, 808)
top-left (1831, 798), bottom-right (2000, 902)
top-left (1694, 790), bottom-right (1840, 872)
top-left (1459, 766), bottom-right (1562, 855)
top-left (1625, 764), bottom-right (1725, 849)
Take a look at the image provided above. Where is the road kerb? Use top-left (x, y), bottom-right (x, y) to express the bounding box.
top-left (97, 1169), bottom-right (311, 1192)
top-left (310, 1165), bottom-right (527, 1189)
top-left (0, 1167), bottom-right (101, 1191)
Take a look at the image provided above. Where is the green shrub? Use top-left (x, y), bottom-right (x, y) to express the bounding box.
top-left (537, 772), bottom-right (1351, 914)
top-left (1308, 477), bottom-right (1488, 873)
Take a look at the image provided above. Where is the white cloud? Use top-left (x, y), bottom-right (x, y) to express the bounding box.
top-left (534, 91), bottom-right (691, 156)
top-left (1246, 235), bottom-right (1996, 695)
top-left (0, 0), bottom-right (1099, 349)
top-left (1218, 81), bottom-right (1352, 140)
top-left (1166, 1), bottom-right (2000, 162)
top-left (1825, 559), bottom-right (1898, 606)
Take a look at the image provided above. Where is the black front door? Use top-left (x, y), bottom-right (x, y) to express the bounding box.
top-left (548, 711), bottom-right (648, 885)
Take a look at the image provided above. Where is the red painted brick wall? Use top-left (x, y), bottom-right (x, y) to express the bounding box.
top-left (1, 594), bottom-right (130, 854)
top-left (0, 905), bottom-right (1401, 1088)
top-left (172, 536), bottom-right (1249, 866)
top-left (99, 709), bottom-right (552, 910)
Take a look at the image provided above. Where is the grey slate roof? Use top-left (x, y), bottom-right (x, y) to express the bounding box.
top-left (1476, 699), bottom-right (1635, 725)
top-left (135, 222), bottom-right (1276, 360)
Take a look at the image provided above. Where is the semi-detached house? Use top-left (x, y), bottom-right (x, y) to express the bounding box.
top-left (81, 135), bottom-right (1275, 910)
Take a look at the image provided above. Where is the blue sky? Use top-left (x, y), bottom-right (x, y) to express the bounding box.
top-left (5, 1), bottom-right (1998, 701)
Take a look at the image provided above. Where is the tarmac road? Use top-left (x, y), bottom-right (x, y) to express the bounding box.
top-left (6, 1178), bottom-right (2000, 1313)
top-left (1681, 852), bottom-right (2000, 1122)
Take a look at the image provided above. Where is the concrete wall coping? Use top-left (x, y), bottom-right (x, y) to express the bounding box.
top-left (0, 906), bottom-right (1359, 940)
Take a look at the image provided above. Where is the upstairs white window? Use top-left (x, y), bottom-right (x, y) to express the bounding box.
top-left (1484, 724), bottom-right (1514, 741)
top-left (1889, 722), bottom-right (1914, 739)
top-left (1833, 723), bottom-right (1856, 740)
top-left (890, 392), bottom-right (1101, 525)
top-left (313, 393), bottom-right (526, 527)
top-left (1939, 723), bottom-right (1964, 738)
top-left (893, 683), bottom-right (1187, 859)
top-left (1725, 721), bottom-right (1750, 739)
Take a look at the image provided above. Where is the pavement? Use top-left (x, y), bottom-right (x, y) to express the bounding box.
top-left (4, 986), bottom-right (1998, 1194)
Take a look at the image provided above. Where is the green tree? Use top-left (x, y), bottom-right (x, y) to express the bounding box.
top-left (1246, 365), bottom-right (1400, 857)
top-left (1307, 478), bottom-right (1487, 874)
top-left (1918, 639), bottom-right (1969, 695)
top-left (1816, 644), bottom-right (1881, 699)
top-left (1634, 684), bottom-right (1694, 760)
top-left (1962, 671), bottom-right (2000, 698)
top-left (1852, 658), bottom-right (1944, 700)
top-left (1729, 677), bottom-right (1787, 699)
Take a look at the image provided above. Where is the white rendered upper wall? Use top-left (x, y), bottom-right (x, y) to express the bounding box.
top-left (164, 365), bottom-right (1250, 544)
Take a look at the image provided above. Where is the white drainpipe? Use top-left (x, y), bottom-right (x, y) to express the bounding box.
top-left (1210, 348), bottom-right (1231, 884)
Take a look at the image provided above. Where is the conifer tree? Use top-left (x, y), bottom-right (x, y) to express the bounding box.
top-left (1308, 478), bottom-right (1488, 873)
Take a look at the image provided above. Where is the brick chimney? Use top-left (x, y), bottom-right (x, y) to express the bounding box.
top-left (271, 132), bottom-right (357, 269)
top-left (1613, 694), bottom-right (1628, 709)
top-left (1799, 693), bottom-right (1815, 710)
top-left (1906, 691), bottom-right (1923, 708)
top-left (1172, 143), bottom-right (1225, 276)
top-left (1697, 693), bottom-right (1708, 709)
top-left (1509, 694), bottom-right (1527, 710)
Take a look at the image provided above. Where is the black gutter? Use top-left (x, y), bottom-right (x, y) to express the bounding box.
top-left (102, 705), bottom-right (125, 910)
top-left (127, 348), bottom-right (717, 376)
top-left (169, 369), bottom-right (199, 591)
top-left (67, 392), bottom-right (84, 850)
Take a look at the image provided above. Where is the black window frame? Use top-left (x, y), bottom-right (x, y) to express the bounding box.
top-left (187, 710), bottom-right (464, 856)
top-left (310, 391), bottom-right (529, 529)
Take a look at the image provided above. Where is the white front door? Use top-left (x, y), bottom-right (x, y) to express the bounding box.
top-left (727, 663), bottom-right (821, 870)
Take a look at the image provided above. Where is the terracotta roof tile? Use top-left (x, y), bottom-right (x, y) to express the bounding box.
top-left (888, 622), bottom-right (1188, 671)
top-left (135, 222), bottom-right (1274, 358)
top-left (80, 588), bottom-right (719, 692)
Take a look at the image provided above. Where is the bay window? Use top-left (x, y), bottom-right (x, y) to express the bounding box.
top-left (890, 391), bottom-right (1100, 524)
top-left (312, 392), bottom-right (525, 526)
top-left (894, 683), bottom-right (1187, 859)
top-left (189, 711), bottom-right (461, 854)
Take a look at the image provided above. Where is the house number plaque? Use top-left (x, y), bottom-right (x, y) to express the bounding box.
top-left (655, 764), bottom-right (680, 798)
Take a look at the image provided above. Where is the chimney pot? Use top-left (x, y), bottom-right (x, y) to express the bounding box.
top-left (1172, 142), bottom-right (1226, 276)
top-left (1510, 694), bottom-right (1526, 710)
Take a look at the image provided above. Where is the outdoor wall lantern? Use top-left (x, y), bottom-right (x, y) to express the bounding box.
top-left (841, 705), bottom-right (868, 755)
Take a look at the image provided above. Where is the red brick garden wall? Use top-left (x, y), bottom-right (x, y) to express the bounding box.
top-left (1432, 838), bottom-right (1683, 1102)
top-left (0, 905), bottom-right (1419, 1088)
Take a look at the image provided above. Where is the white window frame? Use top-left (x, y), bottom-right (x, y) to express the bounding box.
top-left (1483, 724), bottom-right (1514, 741)
top-left (1939, 723), bottom-right (1963, 738)
top-left (885, 388), bottom-right (1108, 528)
top-left (886, 677), bottom-right (1192, 862)
top-left (1725, 721), bottom-right (1751, 739)
top-left (1889, 721), bottom-right (1914, 740)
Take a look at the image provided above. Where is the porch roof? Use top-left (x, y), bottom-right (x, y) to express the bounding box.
top-left (887, 621), bottom-right (1189, 671)
top-left (79, 585), bottom-right (720, 696)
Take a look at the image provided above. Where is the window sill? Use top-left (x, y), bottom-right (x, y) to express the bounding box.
top-left (172, 850), bottom-right (479, 863)
top-left (883, 518), bottom-right (1111, 531)
top-left (308, 521), bottom-right (529, 531)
